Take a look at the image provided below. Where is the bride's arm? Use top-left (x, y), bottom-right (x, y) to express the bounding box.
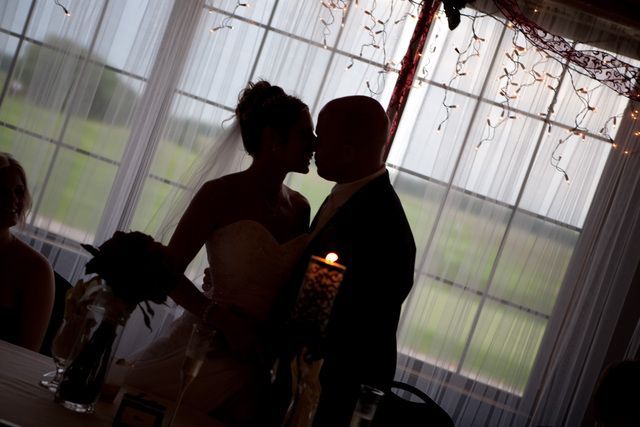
top-left (166, 181), bottom-right (219, 318)
top-left (165, 181), bottom-right (258, 357)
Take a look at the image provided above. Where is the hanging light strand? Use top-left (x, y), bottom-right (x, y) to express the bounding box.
top-left (549, 71), bottom-right (603, 183)
top-left (600, 113), bottom-right (623, 144)
top-left (209, 1), bottom-right (250, 33)
top-left (415, 10), bottom-right (446, 87)
top-left (436, 12), bottom-right (484, 134)
top-left (55, 0), bottom-right (71, 16)
top-left (363, 0), bottom-right (402, 96)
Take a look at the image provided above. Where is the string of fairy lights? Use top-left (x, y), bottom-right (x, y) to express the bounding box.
top-left (425, 6), bottom-right (637, 184)
top-left (413, 16), bottom-right (439, 87)
top-left (55, 0), bottom-right (638, 182)
top-left (436, 12), bottom-right (483, 135)
top-left (208, 1), bottom-right (250, 32)
top-left (55, 0), bottom-right (71, 17)
top-left (362, 0), bottom-right (396, 95)
top-left (340, 0), bottom-right (401, 95)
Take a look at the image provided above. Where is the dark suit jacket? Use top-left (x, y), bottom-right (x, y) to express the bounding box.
top-left (302, 171), bottom-right (416, 426)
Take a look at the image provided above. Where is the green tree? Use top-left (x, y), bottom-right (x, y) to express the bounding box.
top-left (16, 36), bottom-right (138, 124)
top-left (15, 36), bottom-right (220, 148)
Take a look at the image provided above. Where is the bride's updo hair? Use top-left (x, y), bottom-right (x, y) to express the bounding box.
top-left (236, 80), bottom-right (308, 156)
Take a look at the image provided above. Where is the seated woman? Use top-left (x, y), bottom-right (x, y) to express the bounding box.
top-left (0, 152), bottom-right (54, 351)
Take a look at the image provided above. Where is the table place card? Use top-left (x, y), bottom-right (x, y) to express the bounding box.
top-left (113, 393), bottom-right (166, 427)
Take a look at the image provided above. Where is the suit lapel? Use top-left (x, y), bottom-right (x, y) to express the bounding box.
top-left (307, 172), bottom-right (390, 248)
top-left (309, 197), bottom-right (329, 233)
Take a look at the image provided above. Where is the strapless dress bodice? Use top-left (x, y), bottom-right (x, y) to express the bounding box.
top-left (205, 220), bottom-right (309, 321)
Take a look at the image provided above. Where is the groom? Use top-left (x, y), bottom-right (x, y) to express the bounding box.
top-left (274, 95), bottom-right (416, 426)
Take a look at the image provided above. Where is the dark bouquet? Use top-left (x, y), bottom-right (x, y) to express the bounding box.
top-left (55, 231), bottom-right (179, 412)
top-left (81, 230), bottom-right (178, 329)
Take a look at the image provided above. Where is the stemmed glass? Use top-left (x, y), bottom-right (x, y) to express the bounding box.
top-left (38, 347), bottom-right (66, 391)
top-left (38, 319), bottom-right (74, 391)
top-left (39, 313), bottom-right (93, 392)
top-left (168, 323), bottom-right (216, 427)
top-left (39, 277), bottom-right (100, 391)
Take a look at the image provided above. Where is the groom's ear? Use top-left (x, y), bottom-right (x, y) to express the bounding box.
top-left (342, 144), bottom-right (356, 162)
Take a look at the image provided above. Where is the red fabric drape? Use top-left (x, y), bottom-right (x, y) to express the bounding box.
top-left (495, 0), bottom-right (639, 102)
top-left (384, 0), bottom-right (442, 159)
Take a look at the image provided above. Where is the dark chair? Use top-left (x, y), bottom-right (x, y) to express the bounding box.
top-left (372, 381), bottom-right (455, 427)
top-left (39, 271), bottom-right (72, 356)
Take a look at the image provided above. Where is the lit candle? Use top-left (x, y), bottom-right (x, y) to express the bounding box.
top-left (292, 253), bottom-right (346, 339)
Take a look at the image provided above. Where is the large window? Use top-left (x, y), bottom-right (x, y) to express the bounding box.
top-left (0, 0), bottom-right (158, 243)
top-left (383, 10), bottom-right (635, 406)
top-left (2, 0), bottom-right (637, 414)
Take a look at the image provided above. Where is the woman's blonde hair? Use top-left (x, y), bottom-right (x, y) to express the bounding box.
top-left (0, 152), bottom-right (32, 226)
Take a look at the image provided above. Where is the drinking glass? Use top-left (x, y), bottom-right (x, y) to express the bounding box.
top-left (168, 323), bottom-right (216, 427)
top-left (39, 315), bottom-right (89, 392)
top-left (39, 277), bottom-right (100, 391)
top-left (349, 385), bottom-right (384, 427)
top-left (38, 344), bottom-right (66, 392)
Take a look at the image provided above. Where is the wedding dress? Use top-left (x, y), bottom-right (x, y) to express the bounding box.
top-left (124, 220), bottom-right (309, 418)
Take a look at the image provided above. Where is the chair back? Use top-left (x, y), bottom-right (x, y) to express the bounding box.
top-left (39, 271), bottom-right (72, 356)
top-left (372, 381), bottom-right (454, 427)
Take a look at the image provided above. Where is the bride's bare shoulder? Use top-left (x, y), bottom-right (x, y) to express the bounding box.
top-left (200, 173), bottom-right (245, 197)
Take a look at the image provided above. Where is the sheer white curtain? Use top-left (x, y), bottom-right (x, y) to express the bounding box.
top-left (2, 0), bottom-right (639, 424)
top-left (0, 0), bottom-right (177, 277)
top-left (388, 2), bottom-right (640, 426)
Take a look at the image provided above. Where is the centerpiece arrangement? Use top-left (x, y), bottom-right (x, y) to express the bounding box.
top-left (55, 231), bottom-right (177, 413)
top-left (284, 252), bottom-right (346, 427)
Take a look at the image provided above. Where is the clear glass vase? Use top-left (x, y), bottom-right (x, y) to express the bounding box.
top-left (282, 348), bottom-right (324, 427)
top-left (54, 289), bottom-right (131, 413)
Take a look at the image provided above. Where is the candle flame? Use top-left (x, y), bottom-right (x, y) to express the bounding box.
top-left (325, 253), bottom-right (339, 264)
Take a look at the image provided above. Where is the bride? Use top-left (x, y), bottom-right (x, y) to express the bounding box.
top-left (125, 81), bottom-right (315, 425)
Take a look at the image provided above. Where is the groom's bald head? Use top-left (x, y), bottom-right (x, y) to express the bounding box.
top-left (320, 96), bottom-right (389, 147)
top-left (315, 96), bottom-right (388, 183)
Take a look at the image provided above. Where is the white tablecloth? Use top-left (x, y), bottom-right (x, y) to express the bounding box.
top-left (0, 340), bottom-right (227, 426)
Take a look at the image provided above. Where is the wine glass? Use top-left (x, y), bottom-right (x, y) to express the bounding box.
top-left (168, 323), bottom-right (216, 427)
top-left (39, 313), bottom-right (92, 392)
top-left (38, 318), bottom-right (73, 391)
top-left (39, 277), bottom-right (100, 391)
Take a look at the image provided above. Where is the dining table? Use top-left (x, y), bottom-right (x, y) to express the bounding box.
top-left (0, 340), bottom-right (228, 426)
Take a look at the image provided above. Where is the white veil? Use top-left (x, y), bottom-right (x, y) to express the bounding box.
top-left (151, 119), bottom-right (249, 246)
top-left (138, 118), bottom-right (251, 294)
